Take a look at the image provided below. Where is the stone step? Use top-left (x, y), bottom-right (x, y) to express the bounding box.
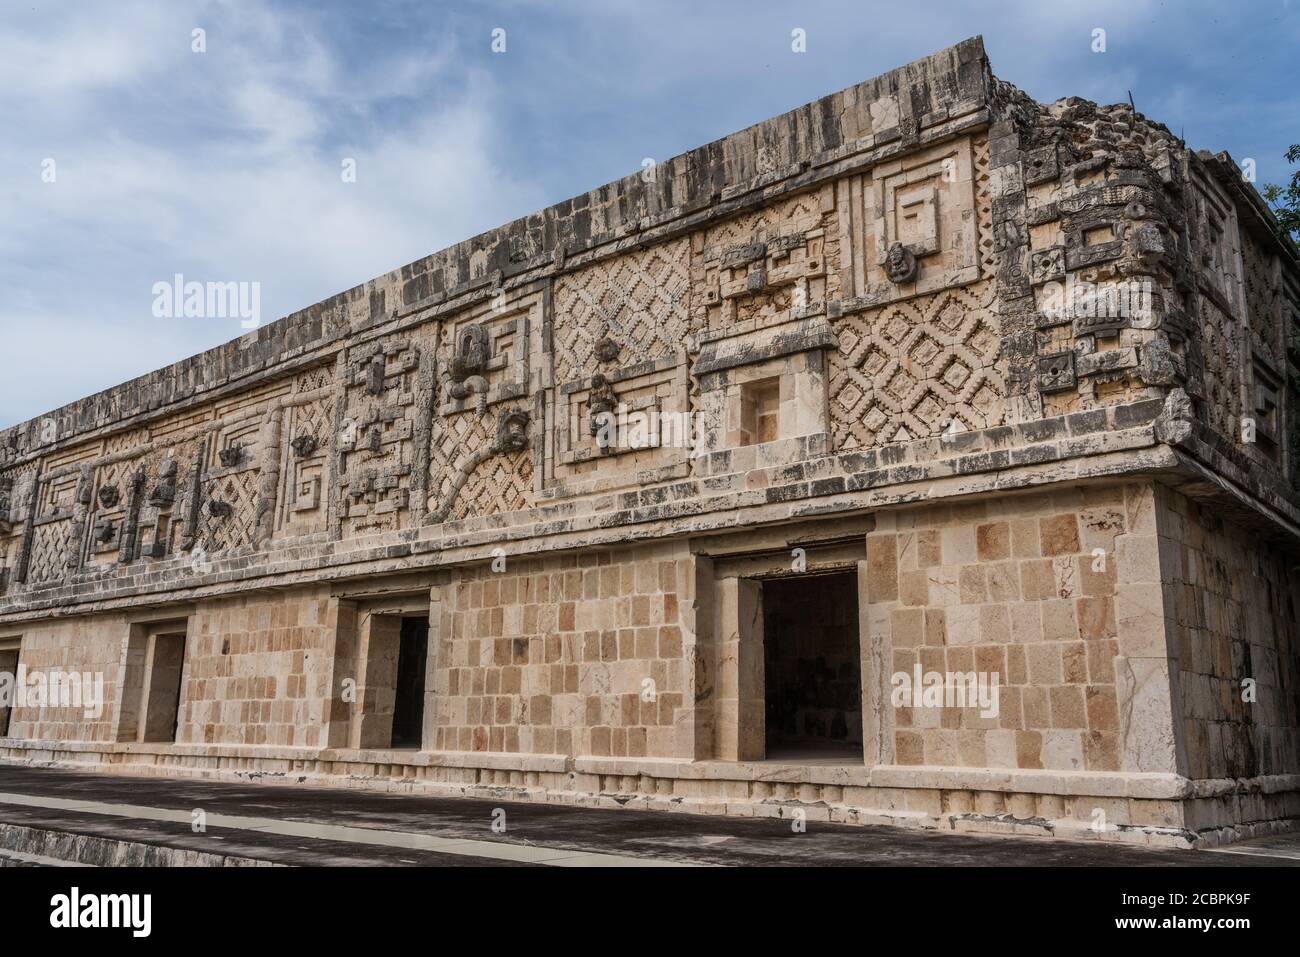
top-left (0, 822), bottom-right (279, 868)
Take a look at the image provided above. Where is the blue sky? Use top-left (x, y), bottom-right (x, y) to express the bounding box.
top-left (2, 0), bottom-right (1297, 428)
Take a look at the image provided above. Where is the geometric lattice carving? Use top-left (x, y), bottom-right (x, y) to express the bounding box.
top-left (1243, 236), bottom-right (1282, 370)
top-left (27, 519), bottom-right (74, 586)
top-left (830, 280), bottom-right (1004, 449)
top-left (201, 470), bottom-right (259, 552)
top-left (973, 136), bottom-right (997, 280)
top-left (295, 364), bottom-right (332, 396)
top-left (429, 409), bottom-right (531, 522)
top-left (554, 239), bottom-right (691, 385)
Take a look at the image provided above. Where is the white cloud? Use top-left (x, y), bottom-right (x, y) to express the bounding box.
top-left (0, 1), bottom-right (545, 427)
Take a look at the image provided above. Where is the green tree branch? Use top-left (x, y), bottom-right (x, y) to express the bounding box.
top-left (1262, 144), bottom-right (1300, 246)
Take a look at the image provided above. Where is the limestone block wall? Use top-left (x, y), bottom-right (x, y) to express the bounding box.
top-left (431, 541), bottom-right (691, 759)
top-left (865, 482), bottom-right (1172, 774)
top-left (177, 586), bottom-right (336, 748)
top-left (1156, 485), bottom-right (1300, 780)
top-left (0, 615), bottom-right (122, 743)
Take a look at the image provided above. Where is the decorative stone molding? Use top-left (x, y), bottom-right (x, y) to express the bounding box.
top-left (178, 450), bottom-right (204, 552)
top-left (0, 476), bottom-right (12, 530)
top-left (336, 337), bottom-right (425, 537)
top-left (693, 315), bottom-right (837, 378)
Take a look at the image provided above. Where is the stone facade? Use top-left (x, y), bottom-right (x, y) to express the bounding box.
top-left (1, 38), bottom-right (1299, 848)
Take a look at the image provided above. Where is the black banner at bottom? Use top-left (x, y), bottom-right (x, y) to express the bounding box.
top-left (0, 864), bottom-right (1285, 943)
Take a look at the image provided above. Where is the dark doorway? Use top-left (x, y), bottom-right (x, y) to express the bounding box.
top-left (0, 647), bottom-right (19, 737)
top-left (762, 571), bottom-right (863, 761)
top-left (390, 615), bottom-right (428, 748)
top-left (142, 632), bottom-right (186, 743)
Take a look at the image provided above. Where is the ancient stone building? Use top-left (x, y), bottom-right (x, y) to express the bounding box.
top-left (2, 38), bottom-right (1297, 848)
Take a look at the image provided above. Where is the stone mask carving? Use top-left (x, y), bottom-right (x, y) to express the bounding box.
top-left (449, 324), bottom-right (489, 383)
top-left (75, 470), bottom-right (94, 507)
top-left (587, 374), bottom-right (618, 439)
top-left (884, 242), bottom-right (919, 284)
top-left (218, 443), bottom-right (245, 468)
top-left (365, 356), bottom-right (387, 396)
top-left (595, 336), bottom-right (621, 363)
top-left (96, 485), bottom-right (121, 509)
top-left (93, 517), bottom-right (117, 544)
top-left (290, 434), bottom-right (318, 457)
top-left (1122, 199), bottom-right (1165, 266)
top-left (149, 459), bottom-right (178, 507)
top-left (493, 409), bottom-right (530, 453)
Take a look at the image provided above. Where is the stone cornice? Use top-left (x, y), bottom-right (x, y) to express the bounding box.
top-left (0, 396), bottom-right (1181, 624)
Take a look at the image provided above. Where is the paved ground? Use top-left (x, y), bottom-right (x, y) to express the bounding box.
top-left (0, 764), bottom-right (1296, 867)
